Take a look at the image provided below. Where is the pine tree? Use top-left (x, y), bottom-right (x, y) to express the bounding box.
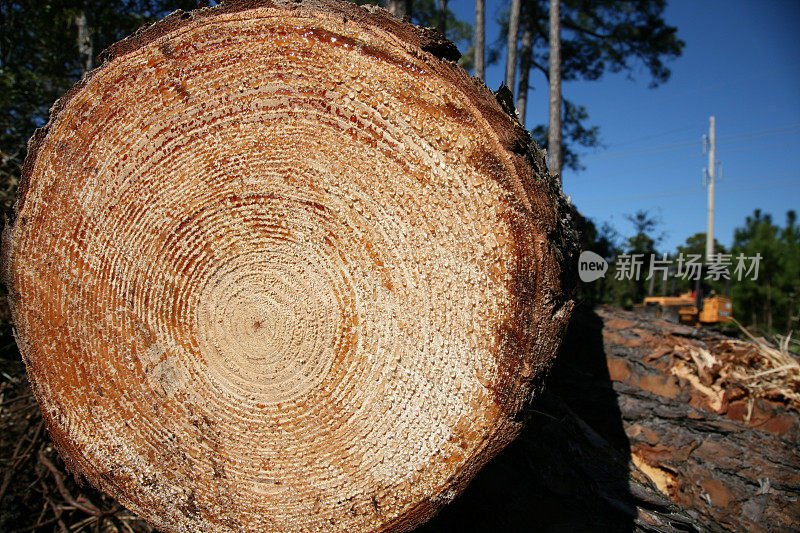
top-left (499, 0), bottom-right (683, 171)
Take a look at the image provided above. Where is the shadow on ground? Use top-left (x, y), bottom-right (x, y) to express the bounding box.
top-left (417, 304), bottom-right (637, 532)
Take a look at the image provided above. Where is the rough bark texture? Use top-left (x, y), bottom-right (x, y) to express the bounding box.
top-left (418, 305), bottom-right (799, 532)
top-left (504, 0), bottom-right (522, 91)
top-left (547, 0), bottom-right (561, 176)
top-left (1, 1), bottom-right (577, 532)
top-left (473, 0), bottom-right (485, 81)
top-left (600, 307), bottom-right (800, 530)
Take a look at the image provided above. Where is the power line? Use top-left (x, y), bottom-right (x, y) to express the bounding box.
top-left (603, 123), bottom-right (701, 149)
top-left (576, 176), bottom-right (800, 206)
top-left (724, 172), bottom-right (800, 184)
top-left (716, 122), bottom-right (800, 143)
top-left (570, 140), bottom-right (799, 183)
top-left (597, 59), bottom-right (800, 116)
top-left (578, 123), bottom-right (800, 162)
top-left (571, 153), bottom-right (704, 183)
top-left (717, 128), bottom-right (800, 148)
top-left (711, 140), bottom-right (800, 158)
top-left (582, 138), bottom-right (699, 160)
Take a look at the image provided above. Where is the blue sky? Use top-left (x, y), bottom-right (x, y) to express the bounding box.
top-left (450, 0), bottom-right (800, 252)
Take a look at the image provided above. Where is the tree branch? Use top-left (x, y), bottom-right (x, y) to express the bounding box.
top-left (561, 19), bottom-right (613, 41)
top-left (531, 58), bottom-right (549, 79)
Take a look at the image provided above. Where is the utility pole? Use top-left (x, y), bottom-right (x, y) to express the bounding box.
top-left (705, 116), bottom-right (716, 262)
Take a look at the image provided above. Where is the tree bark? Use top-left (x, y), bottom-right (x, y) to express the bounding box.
top-left (548, 0), bottom-right (562, 176)
top-left (1, 2), bottom-right (577, 532)
top-left (437, 0), bottom-right (447, 34)
top-left (418, 305), bottom-right (800, 532)
top-left (504, 0), bottom-right (522, 91)
top-left (516, 16), bottom-right (534, 128)
top-left (596, 306), bottom-right (800, 530)
top-left (474, 0), bottom-right (485, 80)
top-left (75, 10), bottom-right (93, 75)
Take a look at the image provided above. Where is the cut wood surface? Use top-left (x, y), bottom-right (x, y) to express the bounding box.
top-left (1, 1), bottom-right (576, 532)
top-left (4, 305), bottom-right (797, 532)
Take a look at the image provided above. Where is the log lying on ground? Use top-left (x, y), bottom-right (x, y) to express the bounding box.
top-left (1, 1), bottom-right (576, 531)
top-left (416, 305), bottom-right (800, 532)
top-left (599, 307), bottom-right (800, 530)
top-left (6, 305), bottom-right (797, 531)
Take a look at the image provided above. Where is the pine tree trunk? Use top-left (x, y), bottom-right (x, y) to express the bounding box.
top-left (516, 18), bottom-right (534, 128)
top-left (505, 0), bottom-right (522, 91)
top-left (387, 0), bottom-right (412, 20)
top-left (548, 0), bottom-right (562, 176)
top-left (2, 2), bottom-right (577, 532)
top-left (474, 0), bottom-right (485, 80)
top-left (75, 10), bottom-right (93, 75)
top-left (437, 0), bottom-right (447, 34)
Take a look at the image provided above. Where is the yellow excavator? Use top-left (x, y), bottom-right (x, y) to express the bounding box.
top-left (637, 266), bottom-right (733, 326)
top-left (640, 291), bottom-right (732, 325)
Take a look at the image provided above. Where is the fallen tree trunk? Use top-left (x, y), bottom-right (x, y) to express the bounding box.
top-left (1, 1), bottom-right (576, 531)
top-left (600, 307), bottom-right (800, 530)
top-left (418, 305), bottom-right (800, 532)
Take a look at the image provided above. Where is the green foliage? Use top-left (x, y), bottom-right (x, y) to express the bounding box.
top-left (573, 209), bottom-right (620, 304)
top-left (602, 209), bottom-right (661, 306)
top-left (624, 209), bottom-right (661, 255)
top-left (672, 232), bottom-right (728, 296)
top-left (558, 0), bottom-right (683, 87)
top-left (578, 207), bottom-right (800, 336)
top-left (731, 210), bottom-right (800, 334)
top-left (676, 232), bottom-right (726, 258)
top-left (407, 0), bottom-right (473, 70)
top-left (530, 99), bottom-right (601, 171)
top-left (1, 1), bottom-right (78, 200)
top-left (0, 0), bottom-right (196, 209)
top-left (497, 0), bottom-right (684, 171)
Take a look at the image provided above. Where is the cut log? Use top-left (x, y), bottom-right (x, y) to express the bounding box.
top-left (0, 1), bottom-right (577, 532)
top-left (416, 305), bottom-right (800, 532)
top-left (600, 307), bottom-right (800, 530)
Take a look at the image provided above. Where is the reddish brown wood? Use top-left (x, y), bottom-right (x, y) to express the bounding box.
top-left (1, 2), bottom-right (577, 531)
